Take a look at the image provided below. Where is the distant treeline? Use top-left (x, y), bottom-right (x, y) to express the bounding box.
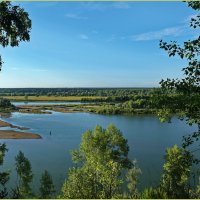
top-left (0, 88), bottom-right (154, 97)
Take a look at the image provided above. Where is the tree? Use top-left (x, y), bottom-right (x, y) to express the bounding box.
top-left (141, 145), bottom-right (193, 199)
top-left (197, 177), bottom-right (200, 198)
top-left (0, 2), bottom-right (31, 70)
top-left (141, 187), bottom-right (166, 199)
top-left (150, 3), bottom-right (200, 197)
top-left (189, 176), bottom-right (200, 198)
top-left (126, 160), bottom-right (141, 198)
top-left (15, 151), bottom-right (33, 198)
top-left (0, 98), bottom-right (12, 108)
top-left (152, 2), bottom-right (200, 151)
top-left (160, 145), bottom-right (193, 198)
top-left (24, 95), bottom-right (28, 102)
top-left (0, 143), bottom-right (9, 198)
top-left (39, 170), bottom-right (55, 199)
top-left (61, 124), bottom-right (136, 199)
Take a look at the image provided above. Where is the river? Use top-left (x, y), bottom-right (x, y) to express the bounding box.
top-left (11, 101), bottom-right (90, 106)
top-left (0, 111), bottom-right (197, 194)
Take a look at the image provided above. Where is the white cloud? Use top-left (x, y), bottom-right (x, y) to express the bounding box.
top-left (80, 2), bottom-right (131, 11)
top-left (131, 26), bottom-right (184, 41)
top-left (34, 2), bottom-right (58, 8)
top-left (113, 2), bottom-right (131, 9)
top-left (79, 34), bottom-right (89, 40)
top-left (81, 3), bottom-right (106, 11)
top-left (65, 13), bottom-right (87, 20)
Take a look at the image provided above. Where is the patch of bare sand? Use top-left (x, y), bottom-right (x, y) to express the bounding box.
top-left (0, 120), bottom-right (41, 139)
top-left (0, 120), bottom-right (29, 130)
top-left (0, 130), bottom-right (41, 139)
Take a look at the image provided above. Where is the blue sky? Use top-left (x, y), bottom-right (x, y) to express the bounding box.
top-left (0, 2), bottom-right (198, 88)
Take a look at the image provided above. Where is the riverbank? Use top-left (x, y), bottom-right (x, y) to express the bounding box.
top-left (2, 95), bottom-right (106, 102)
top-left (0, 130), bottom-right (41, 139)
top-left (0, 95), bottom-right (158, 115)
top-left (0, 119), bottom-right (29, 130)
top-left (0, 119), bottom-right (42, 139)
top-left (15, 103), bottom-right (156, 115)
top-left (17, 104), bottom-right (94, 114)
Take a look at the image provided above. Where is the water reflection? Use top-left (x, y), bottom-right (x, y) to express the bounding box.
top-left (12, 101), bottom-right (91, 106)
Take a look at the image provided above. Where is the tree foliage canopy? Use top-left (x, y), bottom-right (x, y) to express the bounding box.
top-left (15, 151), bottom-right (33, 198)
top-left (39, 170), bottom-right (55, 199)
top-left (152, 1), bottom-right (200, 150)
top-left (161, 145), bottom-right (193, 198)
top-left (0, 143), bottom-right (9, 199)
top-left (0, 1), bottom-right (31, 69)
top-left (61, 124), bottom-right (139, 199)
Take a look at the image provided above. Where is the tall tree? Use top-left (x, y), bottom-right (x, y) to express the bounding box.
top-left (141, 145), bottom-right (193, 199)
top-left (39, 170), bottom-right (55, 199)
top-left (152, 2), bottom-right (200, 151)
top-left (126, 160), bottom-right (141, 198)
top-left (149, 3), bottom-right (200, 197)
top-left (0, 143), bottom-right (9, 198)
top-left (15, 151), bottom-right (33, 198)
top-left (0, 1), bottom-right (31, 70)
top-left (197, 177), bottom-right (200, 198)
top-left (61, 124), bottom-right (137, 199)
top-left (160, 145), bottom-right (193, 198)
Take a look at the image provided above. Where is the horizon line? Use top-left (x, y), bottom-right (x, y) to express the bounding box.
top-left (0, 86), bottom-right (158, 89)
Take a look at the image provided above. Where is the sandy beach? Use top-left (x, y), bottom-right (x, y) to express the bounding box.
top-left (0, 120), bottom-right (41, 139)
top-left (0, 119), bottom-right (30, 130)
top-left (0, 130), bottom-right (41, 139)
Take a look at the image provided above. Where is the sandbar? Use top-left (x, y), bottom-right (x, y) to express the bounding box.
top-left (0, 120), bottom-right (41, 139)
top-left (0, 120), bottom-right (29, 130)
top-left (0, 130), bottom-right (41, 139)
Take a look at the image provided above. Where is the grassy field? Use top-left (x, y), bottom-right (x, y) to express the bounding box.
top-left (2, 96), bottom-right (106, 101)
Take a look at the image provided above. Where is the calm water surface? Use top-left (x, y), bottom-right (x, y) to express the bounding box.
top-left (0, 111), bottom-right (197, 193)
top-left (12, 101), bottom-right (89, 106)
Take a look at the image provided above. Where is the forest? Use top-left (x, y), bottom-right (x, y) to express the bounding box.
top-left (0, 87), bottom-right (152, 97)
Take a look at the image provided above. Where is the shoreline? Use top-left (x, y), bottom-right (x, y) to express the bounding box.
top-left (0, 120), bottom-right (42, 139)
top-left (0, 119), bottom-right (30, 130)
top-left (2, 95), bottom-right (106, 102)
top-left (0, 130), bottom-right (41, 139)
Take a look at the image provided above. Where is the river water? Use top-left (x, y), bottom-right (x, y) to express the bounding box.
top-left (0, 111), bottom-right (197, 194)
top-left (12, 101), bottom-right (89, 106)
